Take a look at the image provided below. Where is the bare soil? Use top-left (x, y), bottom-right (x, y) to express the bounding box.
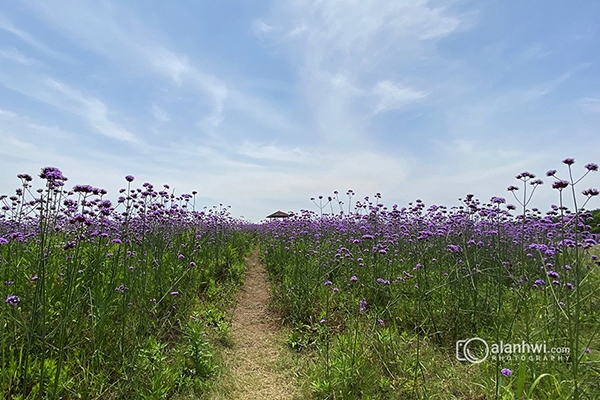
top-left (215, 248), bottom-right (302, 399)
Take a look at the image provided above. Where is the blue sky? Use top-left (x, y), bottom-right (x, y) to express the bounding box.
top-left (1, 0), bottom-right (599, 221)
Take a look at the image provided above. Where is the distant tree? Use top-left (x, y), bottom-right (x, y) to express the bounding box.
top-left (589, 208), bottom-right (600, 234)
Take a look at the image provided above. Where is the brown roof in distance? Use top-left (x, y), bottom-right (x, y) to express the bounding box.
top-left (266, 210), bottom-right (290, 219)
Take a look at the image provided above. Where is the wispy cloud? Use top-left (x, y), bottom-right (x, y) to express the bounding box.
top-left (0, 47), bottom-right (37, 64)
top-left (44, 79), bottom-right (139, 143)
top-left (151, 104), bottom-right (170, 122)
top-left (371, 80), bottom-right (428, 114)
top-left (255, 0), bottom-right (463, 142)
top-left (578, 97), bottom-right (600, 113)
top-left (0, 15), bottom-right (69, 61)
top-left (1, 1), bottom-right (598, 221)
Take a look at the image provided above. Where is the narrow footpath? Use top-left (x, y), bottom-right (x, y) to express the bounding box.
top-left (216, 248), bottom-right (302, 399)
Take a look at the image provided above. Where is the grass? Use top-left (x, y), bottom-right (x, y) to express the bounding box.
top-left (259, 161), bottom-right (600, 399)
top-left (2, 161), bottom-right (598, 399)
top-left (0, 170), bottom-right (254, 399)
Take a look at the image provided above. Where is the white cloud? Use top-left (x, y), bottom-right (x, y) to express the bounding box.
top-left (252, 20), bottom-right (273, 35)
top-left (578, 97), bottom-right (600, 113)
top-left (255, 0), bottom-right (464, 142)
top-left (151, 104), bottom-right (170, 122)
top-left (0, 16), bottom-right (69, 61)
top-left (0, 47), bottom-right (37, 64)
top-left (149, 48), bottom-right (191, 85)
top-left (44, 79), bottom-right (139, 143)
top-left (372, 80), bottom-right (428, 114)
top-left (238, 141), bottom-right (308, 164)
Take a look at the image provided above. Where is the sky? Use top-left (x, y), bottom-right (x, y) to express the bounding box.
top-left (1, 0), bottom-right (599, 222)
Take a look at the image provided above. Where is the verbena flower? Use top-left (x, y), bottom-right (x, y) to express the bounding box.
top-left (17, 173), bottom-right (33, 182)
top-left (125, 175), bottom-right (135, 182)
top-left (584, 163), bottom-right (598, 171)
top-left (115, 285), bottom-right (128, 294)
top-left (359, 298), bottom-right (367, 312)
top-left (5, 295), bottom-right (20, 307)
top-left (39, 166), bottom-right (67, 182)
top-left (562, 158), bottom-right (575, 165)
top-left (552, 180), bottom-right (569, 190)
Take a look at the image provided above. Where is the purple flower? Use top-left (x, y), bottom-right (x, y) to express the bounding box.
top-left (169, 291), bottom-right (179, 296)
top-left (582, 188), bottom-right (599, 197)
top-left (584, 163), bottom-right (598, 172)
top-left (5, 295), bottom-right (20, 307)
top-left (562, 158), bottom-right (575, 165)
top-left (546, 169), bottom-right (557, 177)
top-left (30, 275), bottom-right (38, 281)
top-left (324, 280), bottom-right (332, 286)
top-left (0, 237), bottom-right (8, 245)
top-left (585, 348), bottom-right (591, 354)
top-left (73, 184), bottom-right (94, 193)
top-left (447, 244), bottom-right (462, 253)
top-left (17, 173), bottom-right (33, 182)
top-left (507, 185), bottom-right (519, 191)
top-left (491, 197), bottom-right (506, 204)
top-left (125, 175), bottom-right (135, 182)
top-left (501, 368), bottom-right (512, 377)
top-left (547, 271), bottom-right (559, 278)
top-left (350, 275), bottom-right (358, 282)
top-left (359, 298), bottom-right (367, 312)
top-left (534, 279), bottom-right (545, 286)
top-left (552, 180), bottom-right (569, 190)
top-left (39, 166), bottom-right (67, 182)
top-left (516, 171), bottom-right (535, 179)
top-left (378, 318), bottom-right (384, 326)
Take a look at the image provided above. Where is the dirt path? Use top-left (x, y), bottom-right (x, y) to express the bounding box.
top-left (216, 248), bottom-right (302, 399)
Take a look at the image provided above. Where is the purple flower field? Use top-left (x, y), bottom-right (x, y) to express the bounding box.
top-left (1, 159), bottom-right (599, 398)
top-left (1, 167), bottom-right (254, 398)
top-left (258, 159), bottom-right (600, 398)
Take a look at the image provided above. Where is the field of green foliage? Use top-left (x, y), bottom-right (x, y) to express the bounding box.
top-left (1, 159), bottom-right (599, 399)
